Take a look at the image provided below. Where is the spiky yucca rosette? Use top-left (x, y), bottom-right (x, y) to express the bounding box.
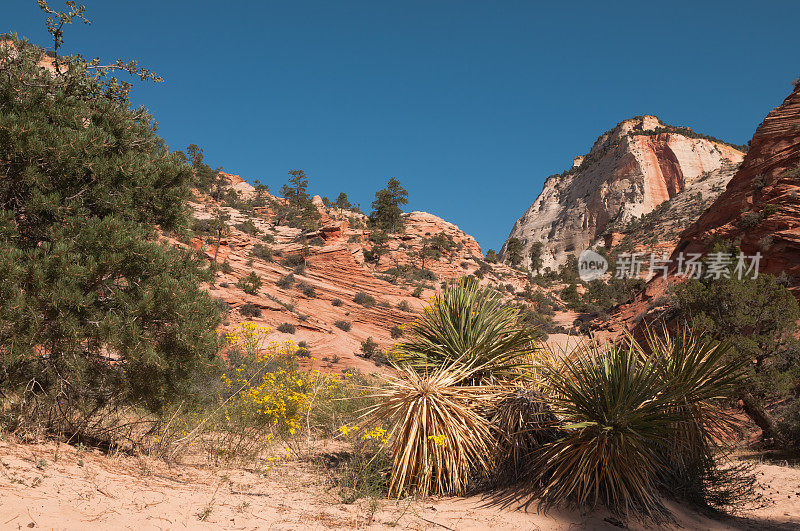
top-left (498, 330), bottom-right (747, 520)
top-left (364, 360), bottom-right (503, 497)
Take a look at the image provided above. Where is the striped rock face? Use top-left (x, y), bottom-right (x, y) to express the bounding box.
top-left (501, 116), bottom-right (744, 270)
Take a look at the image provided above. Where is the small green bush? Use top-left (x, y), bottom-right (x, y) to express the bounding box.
top-left (276, 273), bottom-right (295, 289)
top-left (297, 282), bottom-right (316, 298)
top-left (237, 272), bottom-right (262, 295)
top-left (390, 325), bottom-right (404, 338)
top-left (239, 303), bottom-right (262, 317)
top-left (277, 322), bottom-right (296, 334)
top-left (250, 243), bottom-right (273, 262)
top-left (334, 320), bottom-right (352, 332)
top-left (235, 220), bottom-right (261, 235)
top-left (359, 337), bottom-right (379, 359)
top-left (332, 298), bottom-right (343, 307)
top-left (281, 254), bottom-right (305, 269)
top-left (354, 292), bottom-right (376, 307)
top-left (397, 300), bottom-right (411, 312)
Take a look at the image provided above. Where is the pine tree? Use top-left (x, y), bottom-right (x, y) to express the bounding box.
top-left (0, 22), bottom-right (221, 428)
top-left (529, 241), bottom-right (544, 274)
top-left (277, 169), bottom-right (320, 230)
top-left (505, 238), bottom-right (524, 267)
top-left (280, 169), bottom-right (310, 207)
top-left (334, 192), bottom-right (352, 211)
top-left (369, 177), bottom-right (408, 233)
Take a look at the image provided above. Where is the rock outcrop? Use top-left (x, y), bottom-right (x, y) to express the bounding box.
top-left (501, 116), bottom-right (745, 270)
top-left (185, 183), bottom-right (535, 373)
top-left (599, 82), bottom-right (800, 338)
top-left (671, 83), bottom-right (800, 293)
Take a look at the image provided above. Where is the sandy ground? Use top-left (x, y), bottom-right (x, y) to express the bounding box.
top-left (1, 439), bottom-right (799, 530)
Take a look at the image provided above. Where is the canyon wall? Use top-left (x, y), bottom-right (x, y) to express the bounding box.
top-left (501, 116), bottom-right (745, 270)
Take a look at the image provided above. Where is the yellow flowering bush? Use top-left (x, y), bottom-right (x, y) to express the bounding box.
top-left (226, 321), bottom-right (273, 354)
top-left (334, 422), bottom-right (392, 502)
top-left (223, 323), bottom-right (375, 437)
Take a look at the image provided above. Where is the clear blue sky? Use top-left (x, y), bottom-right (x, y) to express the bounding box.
top-left (6, 1), bottom-right (800, 251)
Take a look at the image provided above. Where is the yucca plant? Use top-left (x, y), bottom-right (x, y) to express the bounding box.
top-left (364, 360), bottom-right (502, 497)
top-left (489, 387), bottom-right (561, 486)
top-left (504, 331), bottom-right (745, 520)
top-left (643, 329), bottom-right (752, 507)
top-left (399, 277), bottom-right (539, 382)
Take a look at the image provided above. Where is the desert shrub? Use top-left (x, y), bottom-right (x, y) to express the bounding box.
top-left (334, 320), bottom-right (352, 332)
top-left (276, 273), bottom-right (295, 289)
top-left (668, 274), bottom-right (800, 444)
top-left (353, 292), bottom-right (376, 307)
top-left (236, 272), bottom-right (262, 295)
top-left (359, 337), bottom-right (379, 359)
top-left (309, 236), bottom-right (325, 246)
top-left (148, 323), bottom-right (380, 465)
top-left (250, 243), bottom-right (273, 262)
top-left (276, 322), bottom-right (296, 334)
top-left (364, 362), bottom-right (500, 496)
top-left (508, 332), bottom-right (748, 520)
top-left (0, 34), bottom-right (222, 435)
top-left (397, 300), bottom-right (411, 312)
top-left (220, 261), bottom-right (234, 274)
top-left (325, 426), bottom-right (390, 503)
top-left (331, 298), bottom-right (343, 307)
top-left (280, 254), bottom-right (305, 269)
top-left (383, 265), bottom-right (436, 282)
top-left (390, 325), bottom-right (404, 339)
top-left (239, 303), bottom-right (262, 318)
top-left (235, 220), bottom-right (261, 235)
top-left (739, 211), bottom-right (761, 229)
top-left (296, 281), bottom-right (316, 298)
top-left (411, 286), bottom-right (424, 298)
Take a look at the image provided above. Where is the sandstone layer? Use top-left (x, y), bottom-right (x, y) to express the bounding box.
top-left (184, 181), bottom-right (535, 373)
top-left (501, 116), bottom-right (745, 270)
top-left (599, 83), bottom-right (800, 337)
top-left (672, 83), bottom-right (800, 292)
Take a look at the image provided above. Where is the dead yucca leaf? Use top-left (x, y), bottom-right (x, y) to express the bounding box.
top-left (490, 387), bottom-right (561, 486)
top-left (364, 360), bottom-right (502, 497)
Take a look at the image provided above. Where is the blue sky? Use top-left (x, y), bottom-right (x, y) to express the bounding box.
top-left (6, 1), bottom-right (800, 251)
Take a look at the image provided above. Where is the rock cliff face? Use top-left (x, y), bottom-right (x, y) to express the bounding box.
top-left (598, 83), bottom-right (800, 338)
top-left (501, 116), bottom-right (745, 270)
top-left (672, 83), bottom-right (800, 292)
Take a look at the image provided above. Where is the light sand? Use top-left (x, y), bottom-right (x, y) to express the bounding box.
top-left (1, 439), bottom-right (798, 530)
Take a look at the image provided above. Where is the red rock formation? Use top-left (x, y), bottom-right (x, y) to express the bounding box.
top-left (599, 83), bottom-right (800, 338)
top-left (184, 185), bottom-right (531, 373)
top-left (672, 83), bottom-right (800, 295)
